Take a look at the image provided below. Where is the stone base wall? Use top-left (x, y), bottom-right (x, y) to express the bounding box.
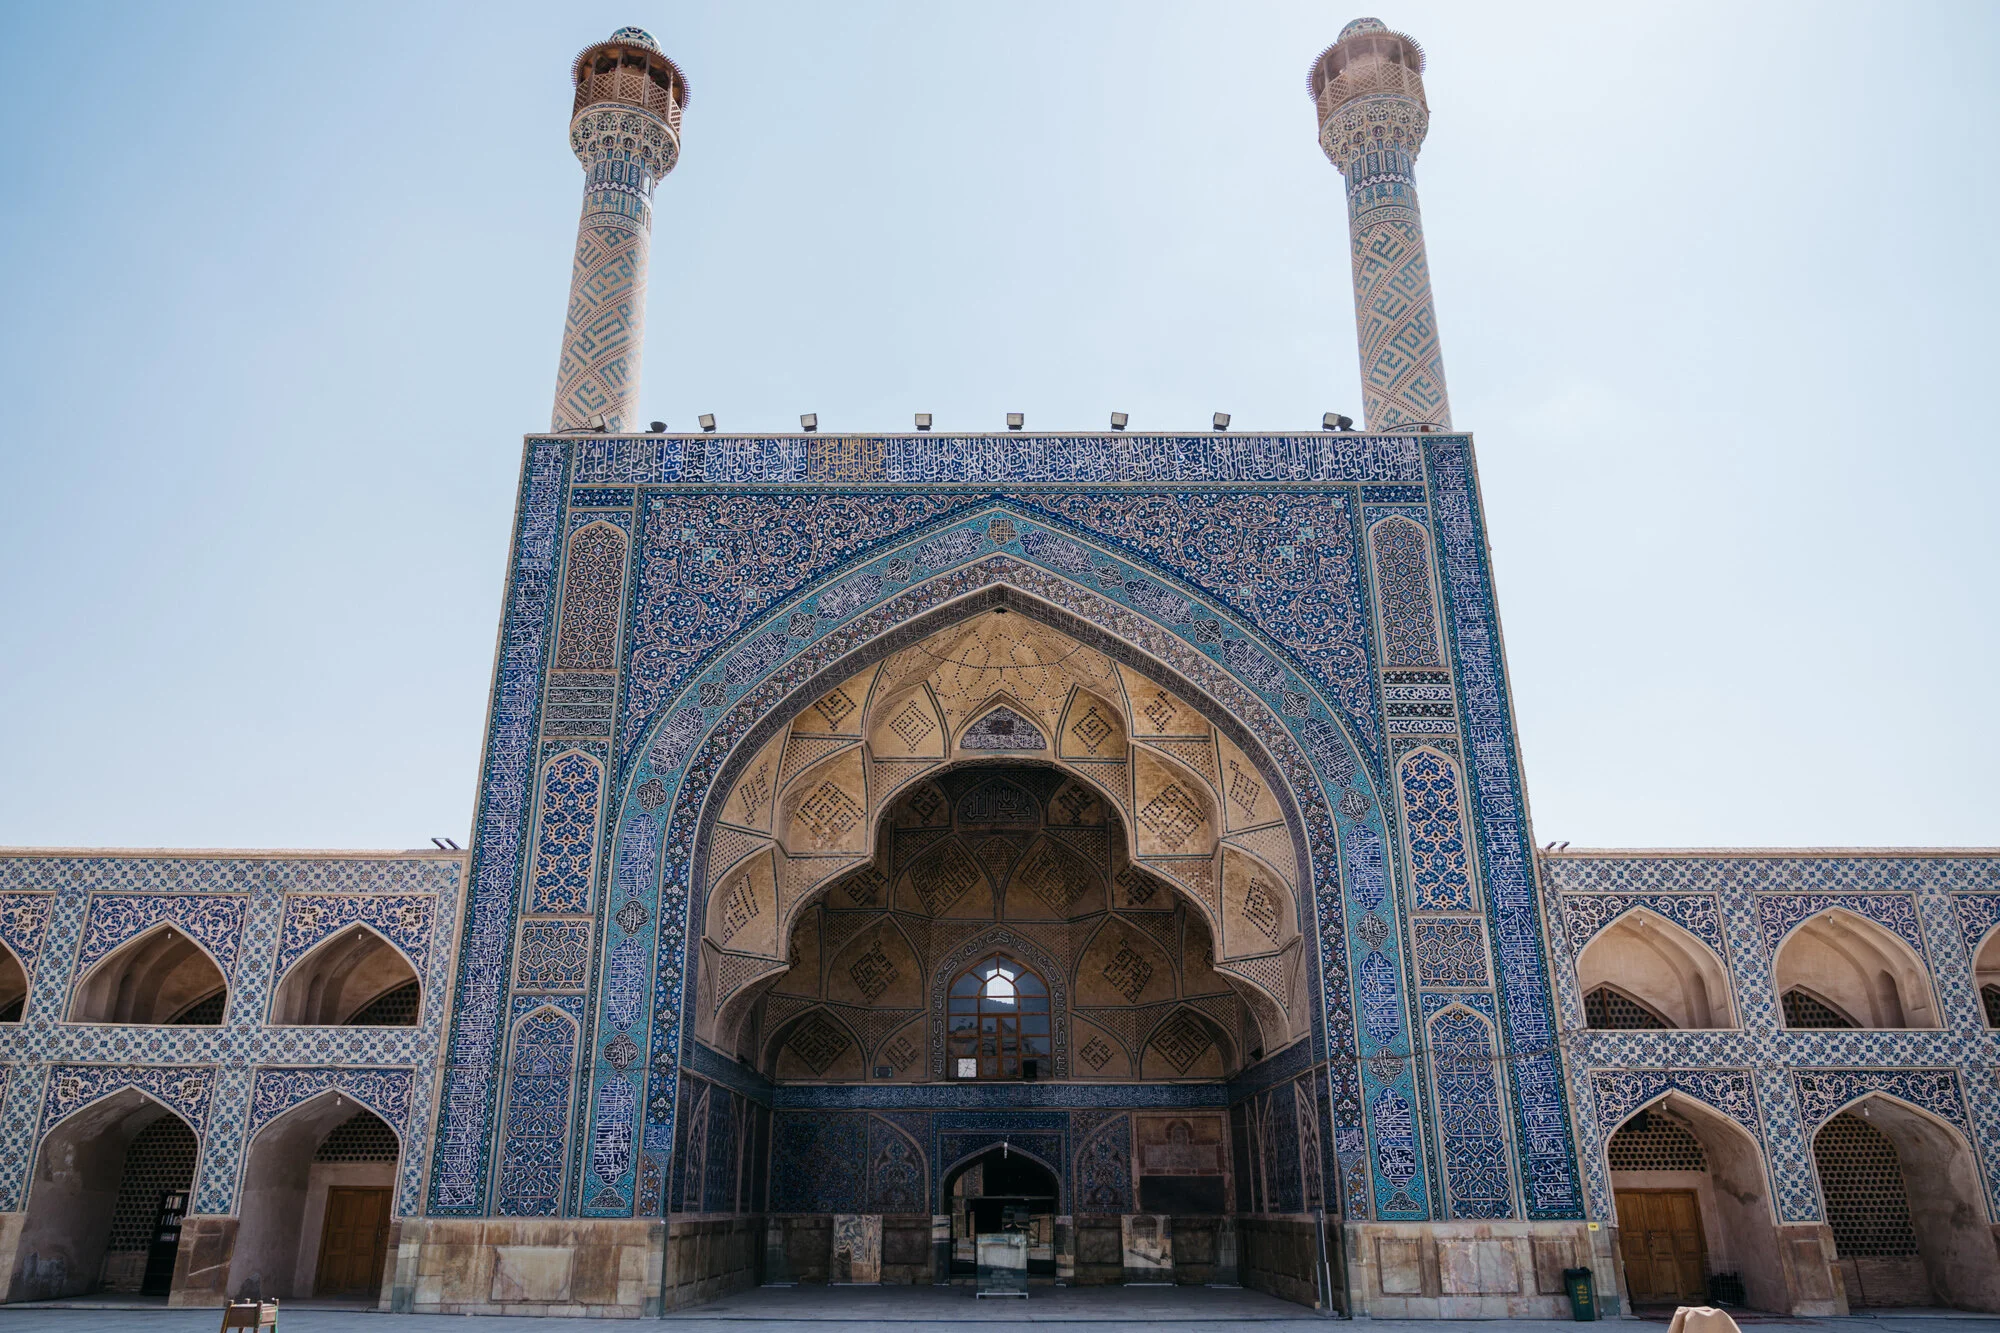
top-left (661, 1217), bottom-right (760, 1311)
top-left (167, 1216), bottom-right (237, 1306)
top-left (1343, 1221), bottom-right (1608, 1319)
top-left (386, 1218), bottom-right (665, 1316)
top-left (1241, 1215), bottom-right (1330, 1308)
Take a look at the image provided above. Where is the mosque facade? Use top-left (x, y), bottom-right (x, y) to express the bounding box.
top-left (3, 19), bottom-right (1998, 1321)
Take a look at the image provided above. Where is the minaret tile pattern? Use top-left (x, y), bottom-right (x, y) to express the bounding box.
top-left (1310, 18), bottom-right (1451, 432)
top-left (551, 27), bottom-right (687, 434)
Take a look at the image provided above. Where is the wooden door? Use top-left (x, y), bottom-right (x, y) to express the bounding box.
top-left (315, 1187), bottom-right (392, 1298)
top-left (1615, 1189), bottom-right (1706, 1304)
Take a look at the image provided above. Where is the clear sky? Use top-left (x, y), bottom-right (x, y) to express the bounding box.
top-left (1, 2), bottom-right (1995, 852)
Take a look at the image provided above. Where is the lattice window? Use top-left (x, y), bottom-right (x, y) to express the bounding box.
top-left (1814, 1112), bottom-right (1918, 1257)
top-left (1982, 985), bottom-right (2000, 1028)
top-left (947, 954), bottom-right (1050, 1078)
top-left (348, 979), bottom-right (420, 1026)
top-left (104, 1117), bottom-right (197, 1253)
top-left (171, 991), bottom-right (227, 1025)
top-left (1607, 1111), bottom-right (1708, 1172)
top-left (1584, 985), bottom-right (1670, 1031)
top-left (1782, 988), bottom-right (1857, 1029)
top-left (314, 1110), bottom-right (400, 1162)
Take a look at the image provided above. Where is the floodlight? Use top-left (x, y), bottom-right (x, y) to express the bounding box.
top-left (699, 414), bottom-right (717, 432)
top-left (1109, 412), bottom-right (1128, 430)
top-left (800, 413), bottom-right (818, 432)
top-left (1006, 413), bottom-right (1024, 430)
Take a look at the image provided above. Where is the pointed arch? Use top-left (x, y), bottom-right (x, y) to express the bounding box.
top-left (1138, 1004), bottom-right (1234, 1079)
top-left (1602, 1091), bottom-right (1789, 1312)
top-left (1575, 907), bottom-right (1735, 1029)
top-left (13, 1087), bottom-right (200, 1302)
top-left (765, 1004), bottom-right (865, 1081)
top-left (69, 921), bottom-right (229, 1025)
top-left (230, 1089), bottom-right (402, 1299)
top-left (269, 922), bottom-right (420, 1026)
top-left (938, 1138), bottom-right (1064, 1215)
top-left (1809, 1095), bottom-right (2000, 1310)
top-left (1773, 910), bottom-right (1937, 1029)
top-left (0, 938), bottom-right (26, 1021)
top-left (554, 519), bottom-right (627, 670)
top-left (1971, 925), bottom-right (2000, 1027)
top-left (530, 513), bottom-right (1411, 1223)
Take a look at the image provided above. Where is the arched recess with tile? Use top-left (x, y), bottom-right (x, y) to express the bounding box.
top-left (1771, 911), bottom-right (1937, 1030)
top-left (69, 923), bottom-right (228, 1025)
top-left (1575, 909), bottom-right (1735, 1030)
top-left (229, 1091), bottom-right (402, 1300)
top-left (690, 606), bottom-right (1316, 1083)
top-left (1808, 1095), bottom-right (2000, 1311)
top-left (10, 1089), bottom-right (201, 1301)
top-left (1602, 1093), bottom-right (1785, 1311)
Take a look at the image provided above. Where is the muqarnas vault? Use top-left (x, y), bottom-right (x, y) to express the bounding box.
top-left (4, 16), bottom-right (1999, 1322)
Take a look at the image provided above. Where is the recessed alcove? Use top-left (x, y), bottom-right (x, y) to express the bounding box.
top-left (69, 926), bottom-right (228, 1025)
top-left (270, 927), bottom-right (420, 1026)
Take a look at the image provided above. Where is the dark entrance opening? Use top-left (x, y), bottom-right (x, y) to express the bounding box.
top-left (945, 1148), bottom-right (1059, 1277)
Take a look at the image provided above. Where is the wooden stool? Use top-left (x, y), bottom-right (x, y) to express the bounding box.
top-left (220, 1299), bottom-right (278, 1333)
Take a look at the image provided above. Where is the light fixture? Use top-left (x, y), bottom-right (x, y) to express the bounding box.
top-left (800, 413), bottom-right (818, 432)
top-left (1212, 412), bottom-right (1230, 431)
top-left (914, 413), bottom-right (932, 431)
top-left (584, 412), bottom-right (606, 430)
top-left (1006, 413), bottom-right (1024, 430)
top-left (648, 420), bottom-right (666, 433)
top-left (698, 414), bottom-right (717, 433)
top-left (1109, 412), bottom-right (1128, 431)
top-left (1323, 412), bottom-right (1355, 432)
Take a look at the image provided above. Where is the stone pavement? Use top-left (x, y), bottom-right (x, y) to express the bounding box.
top-left (7, 1287), bottom-right (2000, 1333)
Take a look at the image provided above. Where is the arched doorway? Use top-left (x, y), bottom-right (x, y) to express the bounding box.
top-left (1811, 1098), bottom-right (2000, 1310)
top-left (11, 1090), bottom-right (199, 1301)
top-left (943, 1145), bottom-right (1061, 1276)
top-left (1606, 1095), bottom-right (1785, 1312)
top-left (231, 1096), bottom-right (401, 1301)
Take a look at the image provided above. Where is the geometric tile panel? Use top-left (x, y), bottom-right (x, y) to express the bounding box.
top-left (0, 851), bottom-right (462, 1222)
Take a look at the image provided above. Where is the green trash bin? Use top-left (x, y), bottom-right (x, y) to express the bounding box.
top-left (1561, 1266), bottom-right (1597, 1321)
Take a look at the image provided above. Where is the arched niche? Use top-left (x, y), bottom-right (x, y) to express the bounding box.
top-left (1604, 1093), bottom-right (1786, 1311)
top-left (69, 924), bottom-right (227, 1025)
top-left (270, 925), bottom-right (420, 1026)
top-left (9, 1089), bottom-right (199, 1301)
top-left (1575, 910), bottom-right (1735, 1029)
top-left (230, 1093), bottom-right (401, 1300)
top-left (690, 602), bottom-right (1317, 1075)
top-left (0, 941), bottom-right (27, 1021)
top-left (1810, 1096), bottom-right (2000, 1311)
top-left (1971, 928), bottom-right (2000, 1027)
top-left (1772, 911), bottom-right (1937, 1029)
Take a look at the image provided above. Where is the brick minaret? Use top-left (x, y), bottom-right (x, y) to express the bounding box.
top-left (551, 27), bottom-right (687, 434)
top-left (1309, 18), bottom-right (1451, 432)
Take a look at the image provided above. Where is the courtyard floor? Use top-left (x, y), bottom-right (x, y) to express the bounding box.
top-left (8, 1288), bottom-right (2000, 1333)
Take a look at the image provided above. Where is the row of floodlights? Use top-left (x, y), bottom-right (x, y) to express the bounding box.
top-left (672, 412), bottom-right (1360, 433)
